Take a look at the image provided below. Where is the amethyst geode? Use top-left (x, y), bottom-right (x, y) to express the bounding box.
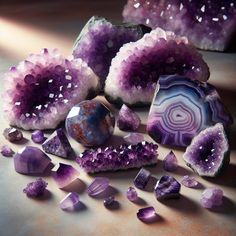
top-left (147, 75), bottom-right (233, 147)
top-left (3, 49), bottom-right (98, 130)
top-left (105, 28), bottom-right (209, 106)
top-left (123, 0), bottom-right (236, 51)
top-left (72, 16), bottom-right (150, 89)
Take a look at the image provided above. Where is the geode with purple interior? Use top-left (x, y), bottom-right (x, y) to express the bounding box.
top-left (147, 75), bottom-right (233, 147)
top-left (105, 28), bottom-right (209, 106)
top-left (3, 48), bottom-right (99, 130)
top-left (123, 0), bottom-right (236, 51)
top-left (72, 16), bottom-right (151, 89)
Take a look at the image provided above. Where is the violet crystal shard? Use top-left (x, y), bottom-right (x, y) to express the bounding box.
top-left (127, 187), bottom-right (138, 202)
top-left (200, 187), bottom-right (223, 209)
top-left (87, 177), bottom-right (109, 197)
top-left (123, 1), bottom-right (236, 51)
top-left (42, 128), bottom-right (74, 158)
top-left (0, 145), bottom-right (14, 157)
top-left (134, 168), bottom-right (151, 190)
top-left (147, 75), bottom-right (233, 147)
top-left (3, 48), bottom-right (99, 130)
top-left (77, 142), bottom-right (158, 173)
top-left (163, 151), bottom-right (178, 172)
top-left (23, 177), bottom-right (48, 197)
top-left (60, 192), bottom-right (80, 211)
top-left (183, 123), bottom-right (230, 177)
top-left (123, 132), bottom-right (144, 145)
top-left (104, 28), bottom-right (209, 106)
top-left (72, 16), bottom-right (150, 89)
top-left (3, 127), bottom-right (23, 142)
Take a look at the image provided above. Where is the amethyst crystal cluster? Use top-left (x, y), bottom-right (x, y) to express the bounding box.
top-left (123, 0), bottom-right (236, 51)
top-left (23, 178), bottom-right (48, 197)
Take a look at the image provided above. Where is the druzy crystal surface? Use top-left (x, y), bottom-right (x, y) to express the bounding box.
top-left (77, 142), bottom-right (158, 173)
top-left (23, 178), bottom-right (48, 197)
top-left (123, 0), bottom-right (236, 51)
top-left (3, 48), bottom-right (98, 130)
top-left (14, 146), bottom-right (51, 174)
top-left (163, 151), bottom-right (178, 172)
top-left (3, 128), bottom-right (23, 142)
top-left (0, 145), bottom-right (14, 157)
top-left (87, 177), bottom-right (110, 196)
top-left (134, 168), bottom-right (151, 190)
top-left (181, 175), bottom-right (199, 188)
top-left (183, 123), bottom-right (230, 177)
top-left (31, 130), bottom-right (45, 144)
top-left (72, 16), bottom-right (150, 89)
top-left (117, 104), bottom-right (141, 131)
top-left (154, 175), bottom-right (181, 200)
top-left (42, 128), bottom-right (74, 158)
top-left (60, 192), bottom-right (80, 211)
top-left (200, 187), bottom-right (223, 208)
top-left (124, 133), bottom-right (144, 145)
top-left (127, 187), bottom-right (138, 202)
top-left (105, 28), bottom-right (209, 106)
top-left (147, 75), bottom-right (233, 147)
top-left (137, 207), bottom-right (156, 222)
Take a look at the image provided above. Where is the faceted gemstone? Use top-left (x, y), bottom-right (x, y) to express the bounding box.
top-left (3, 127), bottom-right (23, 142)
top-left (103, 196), bottom-right (115, 208)
top-left (51, 163), bottom-right (80, 189)
top-left (14, 146), bottom-right (52, 174)
top-left (126, 187), bottom-right (138, 201)
top-left (163, 151), bottom-right (178, 172)
top-left (3, 48), bottom-right (99, 130)
top-left (23, 178), bottom-right (48, 197)
top-left (117, 105), bottom-right (141, 131)
top-left (0, 145), bottom-right (14, 157)
top-left (87, 177), bottom-right (109, 197)
top-left (31, 130), bottom-right (45, 143)
top-left (124, 133), bottom-right (144, 145)
top-left (181, 175), bottom-right (199, 188)
top-left (154, 175), bottom-right (181, 200)
top-left (200, 187), bottom-right (223, 208)
top-left (42, 128), bottom-right (74, 158)
top-left (60, 192), bottom-right (80, 211)
top-left (104, 28), bottom-right (209, 106)
top-left (147, 75), bottom-right (233, 147)
top-left (66, 100), bottom-right (115, 147)
top-left (77, 141), bottom-right (158, 173)
top-left (134, 168), bottom-right (151, 190)
top-left (137, 207), bottom-right (156, 222)
top-left (72, 16), bottom-right (150, 89)
top-left (123, 0), bottom-right (236, 51)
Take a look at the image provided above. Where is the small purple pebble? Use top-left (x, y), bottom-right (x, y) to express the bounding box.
top-left (31, 130), bottom-right (45, 143)
top-left (23, 177), bottom-right (48, 197)
top-left (3, 127), bottom-right (23, 142)
top-left (60, 192), bottom-right (80, 211)
top-left (137, 206), bottom-right (156, 222)
top-left (134, 168), bottom-right (151, 190)
top-left (163, 150), bottom-right (178, 172)
top-left (127, 187), bottom-right (138, 201)
top-left (103, 196), bottom-right (115, 208)
top-left (200, 187), bottom-right (223, 209)
top-left (181, 175), bottom-right (199, 188)
top-left (87, 177), bottom-right (109, 197)
top-left (0, 145), bottom-right (14, 157)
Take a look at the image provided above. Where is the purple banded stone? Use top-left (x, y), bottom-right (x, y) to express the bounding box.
top-left (60, 192), bottom-right (80, 211)
top-left (163, 151), bottom-right (178, 172)
top-left (3, 127), bottom-right (23, 142)
top-left (200, 187), bottom-right (223, 209)
top-left (134, 168), bottom-right (151, 190)
top-left (23, 178), bottom-right (48, 197)
top-left (0, 145), bottom-right (14, 157)
top-left (137, 207), bottom-right (156, 222)
top-left (87, 177), bottom-right (109, 197)
top-left (31, 130), bottom-right (45, 144)
top-left (123, 132), bottom-right (144, 145)
top-left (126, 187), bottom-right (138, 202)
top-left (147, 75), bottom-right (233, 147)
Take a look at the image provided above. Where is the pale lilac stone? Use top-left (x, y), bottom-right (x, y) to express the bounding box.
top-left (87, 177), bottom-right (109, 196)
top-left (181, 175), bottom-right (199, 188)
top-left (137, 206), bottom-right (156, 222)
top-left (60, 192), bottom-right (80, 211)
top-left (0, 145), bottom-right (14, 157)
top-left (134, 168), bottom-right (151, 190)
top-left (3, 128), bottom-right (23, 142)
top-left (103, 196), bottom-right (115, 208)
top-left (31, 130), bottom-right (45, 144)
top-left (163, 151), bottom-right (178, 172)
top-left (200, 187), bottom-right (223, 208)
top-left (124, 133), bottom-right (144, 145)
top-left (127, 187), bottom-right (138, 201)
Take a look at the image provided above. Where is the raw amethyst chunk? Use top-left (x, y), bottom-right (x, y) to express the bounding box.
top-left (147, 75), bottom-right (233, 147)
top-left (154, 175), bottom-right (181, 200)
top-left (76, 141), bottom-right (158, 173)
top-left (123, 0), bottom-right (236, 51)
top-left (3, 48), bottom-right (98, 130)
top-left (200, 187), bottom-right (223, 208)
top-left (103, 196), bottom-right (115, 208)
top-left (31, 130), bottom-right (45, 144)
top-left (163, 151), bottom-right (178, 172)
top-left (14, 146), bottom-right (52, 174)
top-left (0, 145), bottom-right (14, 157)
top-left (72, 16), bottom-right (150, 89)
top-left (60, 192), bottom-right (80, 211)
top-left (127, 187), bottom-right (138, 201)
top-left (42, 128), bottom-right (74, 158)
top-left (117, 104), bottom-right (141, 131)
top-left (3, 127), bottom-right (23, 142)
top-left (87, 177), bottom-right (109, 196)
top-left (134, 168), bottom-right (151, 190)
top-left (181, 175), bottom-right (199, 188)
top-left (183, 123), bottom-right (230, 177)
top-left (105, 28), bottom-right (209, 106)
top-left (23, 177), bottom-right (48, 197)
top-left (123, 133), bottom-right (144, 145)
top-left (137, 207), bottom-right (156, 222)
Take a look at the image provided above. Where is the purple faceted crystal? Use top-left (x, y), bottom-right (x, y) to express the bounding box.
top-left (0, 145), bottom-right (14, 157)
top-left (87, 177), bottom-right (109, 197)
top-left (14, 146), bottom-right (52, 174)
top-left (42, 128), bottom-right (74, 158)
top-left (3, 128), bottom-right (23, 142)
top-left (3, 48), bottom-right (99, 130)
top-left (137, 207), bottom-right (156, 222)
top-left (76, 141), bottom-right (158, 173)
top-left (127, 187), bottom-right (138, 201)
top-left (134, 168), bottom-right (151, 190)
top-left (103, 196), bottom-right (115, 208)
top-left (123, 0), bottom-right (236, 51)
top-left (60, 192), bottom-right (80, 211)
top-left (124, 133), bottom-right (144, 145)
top-left (154, 175), bottom-right (181, 200)
top-left (31, 130), bottom-right (45, 144)
top-left (117, 105), bottom-right (141, 131)
top-left (200, 187), bottom-right (223, 209)
top-left (163, 151), bottom-right (178, 172)
top-left (23, 178), bottom-right (48, 197)
top-left (181, 175), bottom-right (199, 188)
top-left (147, 75), bottom-right (233, 147)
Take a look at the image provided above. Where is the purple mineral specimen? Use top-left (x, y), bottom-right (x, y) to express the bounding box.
top-left (123, 132), bottom-right (144, 145)
top-left (103, 196), bottom-right (115, 208)
top-left (200, 187), bottom-right (223, 208)
top-left (3, 127), bottom-right (23, 142)
top-left (163, 151), bottom-right (178, 172)
top-left (126, 187), bottom-right (138, 202)
top-left (60, 192), bottom-right (80, 211)
top-left (31, 130), bottom-right (45, 144)
top-left (134, 168), bottom-right (151, 190)
top-left (181, 175), bottom-right (199, 188)
top-left (87, 177), bottom-right (110, 197)
top-left (0, 145), bottom-right (14, 157)
top-left (23, 177), bottom-right (48, 197)
top-left (137, 207), bottom-right (157, 222)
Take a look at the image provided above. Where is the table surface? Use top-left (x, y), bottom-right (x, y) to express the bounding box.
top-left (0, 1), bottom-right (236, 236)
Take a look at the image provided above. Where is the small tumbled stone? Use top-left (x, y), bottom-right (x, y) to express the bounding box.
top-left (134, 168), bottom-right (151, 190)
top-left (0, 145), bottom-right (14, 157)
top-left (3, 127), bottom-right (23, 142)
top-left (181, 175), bottom-right (199, 188)
top-left (103, 196), bottom-right (115, 208)
top-left (163, 151), bottom-right (178, 172)
top-left (200, 187), bottom-right (223, 209)
top-left (23, 178), bottom-right (48, 197)
top-left (126, 187), bottom-right (138, 201)
top-left (123, 133), bottom-right (144, 145)
top-left (31, 130), bottom-right (45, 143)
top-left (60, 192), bottom-right (80, 211)
top-left (87, 177), bottom-right (109, 197)
top-left (137, 206), bottom-right (156, 222)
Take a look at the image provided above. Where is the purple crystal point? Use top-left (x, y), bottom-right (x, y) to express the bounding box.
top-left (42, 128), bottom-right (74, 158)
top-left (134, 168), bottom-right (151, 190)
top-left (105, 28), bottom-right (209, 106)
top-left (181, 175), bottom-right (199, 188)
top-left (0, 145), bottom-right (14, 157)
top-left (60, 192), bottom-right (80, 211)
top-left (31, 130), bottom-right (45, 144)
top-left (123, 1), bottom-right (236, 51)
top-left (87, 177), bottom-right (109, 196)
top-left (14, 146), bottom-right (52, 175)
top-left (103, 196), bottom-right (115, 208)
top-left (3, 49), bottom-right (99, 130)
top-left (147, 75), bottom-right (233, 147)
top-left (127, 187), bottom-right (138, 201)
top-left (77, 141), bottom-right (158, 173)
top-left (73, 16), bottom-right (150, 89)
top-left (3, 128), bottom-right (23, 142)
top-left (163, 151), bottom-right (178, 172)
top-left (117, 105), bottom-right (141, 131)
top-left (23, 178), bottom-right (48, 197)
top-left (52, 163), bottom-right (80, 189)
top-left (154, 175), bottom-right (181, 200)
top-left (124, 133), bottom-right (144, 145)
top-left (200, 187), bottom-right (223, 209)
top-left (137, 207), bottom-right (156, 222)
